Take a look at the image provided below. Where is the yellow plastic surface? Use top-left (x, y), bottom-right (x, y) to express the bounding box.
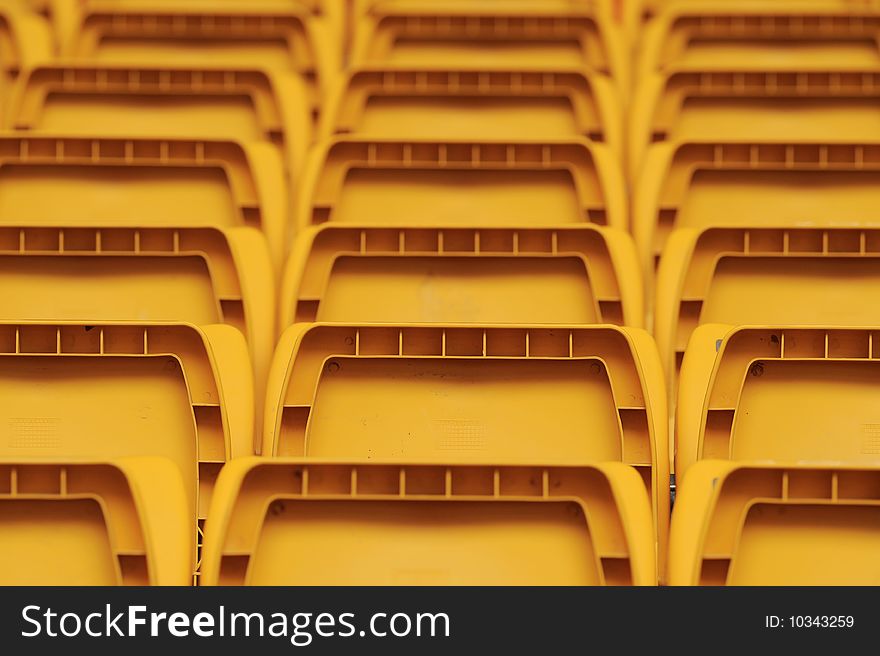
top-left (320, 65), bottom-right (623, 158)
top-left (200, 458), bottom-right (656, 585)
top-left (280, 224), bottom-right (643, 330)
top-left (0, 225), bottom-right (274, 426)
top-left (8, 64), bottom-right (311, 187)
top-left (636, 140), bottom-right (880, 279)
top-left (59, 1), bottom-right (335, 110)
top-left (638, 2), bottom-right (880, 83)
top-left (0, 321), bottom-right (253, 567)
top-left (0, 458), bottom-right (191, 585)
top-left (0, 134), bottom-right (288, 273)
top-left (297, 137), bottom-right (627, 232)
top-left (669, 460), bottom-right (880, 586)
top-left (677, 324), bottom-right (880, 481)
top-left (655, 226), bottom-right (880, 391)
top-left (629, 67), bottom-right (880, 184)
top-left (351, 0), bottom-right (628, 92)
top-left (263, 322), bottom-right (669, 564)
top-left (0, 6), bottom-right (53, 113)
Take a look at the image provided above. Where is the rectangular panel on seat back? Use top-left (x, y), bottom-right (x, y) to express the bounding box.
top-left (669, 461), bottom-right (880, 586)
top-left (200, 459), bottom-right (656, 586)
top-left (629, 68), bottom-right (880, 183)
top-left (638, 2), bottom-right (880, 81)
top-left (351, 0), bottom-right (626, 88)
top-left (298, 138), bottom-right (627, 231)
top-left (8, 64), bottom-right (311, 185)
top-left (321, 66), bottom-right (622, 157)
top-left (656, 226), bottom-right (880, 394)
top-left (0, 225), bottom-right (274, 408)
top-left (0, 135), bottom-right (287, 271)
top-left (678, 325), bottom-right (880, 480)
top-left (635, 141), bottom-right (880, 278)
top-left (62, 1), bottom-right (332, 110)
top-left (281, 225), bottom-right (642, 329)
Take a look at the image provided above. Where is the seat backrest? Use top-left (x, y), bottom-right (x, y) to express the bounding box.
top-left (629, 67), bottom-right (880, 182)
top-left (0, 321), bottom-right (253, 548)
top-left (636, 141), bottom-right (880, 275)
top-left (298, 137), bottom-right (627, 232)
top-left (201, 458), bottom-right (656, 585)
top-left (321, 66), bottom-right (622, 157)
top-left (655, 225), bottom-right (880, 385)
top-left (281, 224), bottom-right (643, 329)
top-left (351, 0), bottom-right (625, 87)
top-left (0, 134), bottom-right (288, 269)
top-left (0, 224), bottom-right (275, 392)
top-left (8, 64), bottom-right (311, 180)
top-left (63, 2), bottom-right (328, 103)
top-left (678, 324), bottom-right (880, 480)
top-left (263, 322), bottom-right (669, 553)
top-left (638, 2), bottom-right (880, 81)
top-left (669, 460), bottom-right (880, 585)
top-left (0, 458), bottom-right (191, 585)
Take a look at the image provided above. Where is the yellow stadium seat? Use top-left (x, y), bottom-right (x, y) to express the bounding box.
top-left (297, 138), bottom-right (627, 232)
top-left (321, 66), bottom-right (623, 158)
top-left (57, 0), bottom-right (336, 113)
top-left (655, 225), bottom-right (880, 386)
top-left (635, 140), bottom-right (880, 279)
top-left (678, 324), bottom-right (880, 481)
top-left (0, 320), bottom-right (253, 568)
top-left (637, 1), bottom-right (880, 83)
top-left (0, 458), bottom-right (191, 585)
top-left (200, 459), bottom-right (656, 585)
top-left (281, 224), bottom-right (643, 329)
top-left (629, 67), bottom-right (880, 183)
top-left (263, 322), bottom-right (669, 564)
top-left (0, 225), bottom-right (274, 417)
top-left (0, 134), bottom-right (288, 273)
top-left (351, 0), bottom-right (628, 92)
top-left (669, 461), bottom-right (880, 586)
top-left (8, 64), bottom-right (311, 184)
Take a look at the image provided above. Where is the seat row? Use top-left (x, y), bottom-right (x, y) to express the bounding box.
top-left (2, 320), bottom-right (878, 585)
top-left (1, 133), bottom-right (878, 393)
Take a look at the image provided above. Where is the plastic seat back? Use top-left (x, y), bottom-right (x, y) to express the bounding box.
top-left (351, 1), bottom-right (626, 88)
top-left (679, 324), bottom-right (880, 480)
top-left (630, 68), bottom-right (880, 183)
top-left (636, 141), bottom-right (880, 276)
top-left (639, 2), bottom-right (880, 80)
top-left (670, 461), bottom-right (880, 586)
top-left (0, 321), bottom-right (253, 553)
top-left (264, 322), bottom-right (669, 556)
top-left (298, 138), bottom-right (627, 232)
top-left (0, 225), bottom-right (275, 397)
top-left (201, 459), bottom-right (656, 585)
top-left (281, 224), bottom-right (643, 329)
top-left (63, 2), bottom-right (330, 108)
top-left (8, 64), bottom-right (311, 181)
top-left (655, 226), bottom-right (880, 384)
top-left (321, 66), bottom-right (622, 157)
top-left (0, 135), bottom-right (288, 270)
top-left (0, 458), bottom-right (191, 585)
